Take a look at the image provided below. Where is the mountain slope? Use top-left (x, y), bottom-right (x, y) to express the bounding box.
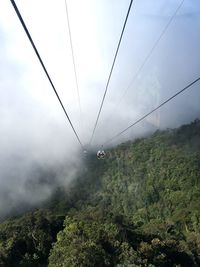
top-left (49, 120), bottom-right (200, 266)
top-left (0, 120), bottom-right (200, 266)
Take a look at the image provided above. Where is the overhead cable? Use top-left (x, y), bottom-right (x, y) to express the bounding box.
top-left (103, 76), bottom-right (200, 146)
top-left (64, 0), bottom-right (81, 114)
top-left (89, 0), bottom-right (134, 145)
top-left (115, 0), bottom-right (185, 108)
top-left (10, 0), bottom-right (83, 148)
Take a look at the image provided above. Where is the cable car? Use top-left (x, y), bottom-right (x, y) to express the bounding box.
top-left (82, 150), bottom-right (87, 157)
top-left (97, 150), bottom-right (106, 159)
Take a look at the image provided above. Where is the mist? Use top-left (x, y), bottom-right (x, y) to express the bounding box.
top-left (0, 0), bottom-right (200, 219)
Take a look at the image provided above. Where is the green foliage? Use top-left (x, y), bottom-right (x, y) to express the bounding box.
top-left (49, 216), bottom-right (114, 267)
top-left (0, 210), bottom-right (64, 266)
top-left (0, 119), bottom-right (200, 266)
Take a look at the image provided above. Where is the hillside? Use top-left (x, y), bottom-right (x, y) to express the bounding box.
top-left (0, 120), bottom-right (200, 266)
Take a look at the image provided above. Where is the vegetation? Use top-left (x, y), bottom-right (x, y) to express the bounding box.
top-left (0, 210), bottom-right (64, 266)
top-left (0, 120), bottom-right (200, 266)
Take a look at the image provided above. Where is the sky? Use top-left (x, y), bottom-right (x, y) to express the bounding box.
top-left (0, 0), bottom-right (200, 218)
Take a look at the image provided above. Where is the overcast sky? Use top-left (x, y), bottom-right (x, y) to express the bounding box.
top-left (0, 0), bottom-right (200, 217)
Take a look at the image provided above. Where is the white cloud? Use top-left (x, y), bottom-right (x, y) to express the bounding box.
top-left (0, 0), bottom-right (200, 217)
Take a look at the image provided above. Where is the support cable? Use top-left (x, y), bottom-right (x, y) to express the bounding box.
top-left (114, 0), bottom-right (185, 109)
top-left (89, 0), bottom-right (134, 145)
top-left (64, 0), bottom-right (81, 114)
top-left (10, 0), bottom-right (83, 148)
top-left (103, 76), bottom-right (200, 146)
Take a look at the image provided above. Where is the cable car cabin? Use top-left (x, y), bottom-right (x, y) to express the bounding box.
top-left (97, 150), bottom-right (106, 159)
top-left (82, 150), bottom-right (88, 158)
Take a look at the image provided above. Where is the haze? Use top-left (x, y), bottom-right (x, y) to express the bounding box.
top-left (0, 0), bottom-right (200, 218)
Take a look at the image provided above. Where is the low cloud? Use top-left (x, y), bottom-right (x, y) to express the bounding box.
top-left (0, 0), bottom-right (200, 218)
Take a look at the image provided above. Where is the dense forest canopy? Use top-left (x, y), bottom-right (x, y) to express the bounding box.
top-left (0, 120), bottom-right (199, 266)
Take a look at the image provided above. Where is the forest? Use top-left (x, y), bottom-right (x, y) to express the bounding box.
top-left (0, 119), bottom-right (199, 266)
